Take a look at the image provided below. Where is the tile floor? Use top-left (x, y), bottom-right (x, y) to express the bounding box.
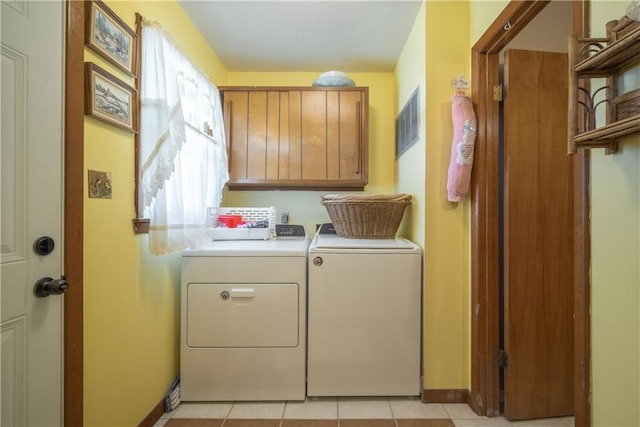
top-left (153, 397), bottom-right (575, 427)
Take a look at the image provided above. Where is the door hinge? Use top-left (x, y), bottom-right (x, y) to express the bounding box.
top-left (493, 348), bottom-right (508, 368)
top-left (493, 83), bottom-right (507, 101)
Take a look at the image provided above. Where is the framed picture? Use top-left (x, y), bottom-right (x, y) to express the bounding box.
top-left (84, 62), bottom-right (138, 133)
top-left (85, 0), bottom-right (137, 77)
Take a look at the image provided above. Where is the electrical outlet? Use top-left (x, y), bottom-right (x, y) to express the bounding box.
top-left (281, 211), bottom-right (289, 224)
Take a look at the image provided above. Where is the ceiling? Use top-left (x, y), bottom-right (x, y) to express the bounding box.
top-left (176, 1), bottom-right (423, 72)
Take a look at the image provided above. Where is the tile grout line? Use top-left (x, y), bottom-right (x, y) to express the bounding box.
top-left (221, 401), bottom-right (234, 426)
top-left (278, 400), bottom-right (288, 427)
top-left (387, 397), bottom-right (399, 427)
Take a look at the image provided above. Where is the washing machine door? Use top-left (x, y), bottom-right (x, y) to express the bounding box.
top-left (186, 283), bottom-right (299, 348)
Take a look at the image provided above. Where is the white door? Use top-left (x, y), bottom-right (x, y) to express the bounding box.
top-left (1, 1), bottom-right (65, 426)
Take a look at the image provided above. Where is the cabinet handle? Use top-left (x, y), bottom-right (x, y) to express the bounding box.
top-left (356, 101), bottom-right (361, 174)
top-left (225, 100), bottom-right (233, 173)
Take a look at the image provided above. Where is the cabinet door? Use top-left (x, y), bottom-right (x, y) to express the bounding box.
top-left (335, 90), bottom-right (366, 182)
top-left (292, 90), bottom-right (367, 187)
top-left (223, 87), bottom-right (368, 190)
top-left (224, 90), bottom-right (289, 183)
top-left (296, 88), bottom-right (368, 187)
top-left (300, 90), bottom-right (328, 180)
top-left (224, 90), bottom-right (285, 182)
top-left (223, 90), bottom-right (249, 180)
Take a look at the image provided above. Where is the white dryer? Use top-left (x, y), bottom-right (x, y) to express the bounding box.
top-left (181, 226), bottom-right (309, 401)
top-left (307, 224), bottom-right (422, 397)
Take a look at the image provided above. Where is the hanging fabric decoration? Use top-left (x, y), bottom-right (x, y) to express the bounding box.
top-left (446, 93), bottom-right (477, 202)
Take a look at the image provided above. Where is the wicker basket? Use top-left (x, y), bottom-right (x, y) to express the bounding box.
top-left (321, 194), bottom-right (412, 239)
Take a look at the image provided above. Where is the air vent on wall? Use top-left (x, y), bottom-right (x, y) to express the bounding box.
top-left (396, 86), bottom-right (420, 158)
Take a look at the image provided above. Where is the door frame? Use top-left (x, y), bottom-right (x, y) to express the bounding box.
top-left (469, 1), bottom-right (591, 426)
top-left (64, 1), bottom-right (85, 425)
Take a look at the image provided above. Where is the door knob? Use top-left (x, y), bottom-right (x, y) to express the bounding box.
top-left (33, 276), bottom-right (69, 298)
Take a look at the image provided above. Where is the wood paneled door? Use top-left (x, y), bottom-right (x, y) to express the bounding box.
top-left (470, 2), bottom-right (591, 425)
top-left (1, 1), bottom-right (66, 425)
top-left (502, 49), bottom-right (574, 420)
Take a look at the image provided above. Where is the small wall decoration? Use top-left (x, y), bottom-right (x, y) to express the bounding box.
top-left (88, 170), bottom-right (112, 199)
top-left (84, 62), bottom-right (138, 133)
top-left (85, 0), bottom-right (137, 77)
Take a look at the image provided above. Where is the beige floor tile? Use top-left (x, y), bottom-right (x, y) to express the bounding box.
top-left (227, 401), bottom-right (286, 419)
top-left (222, 420), bottom-right (281, 427)
top-left (396, 420), bottom-right (455, 427)
top-left (452, 418), bottom-right (513, 427)
top-left (172, 403), bottom-right (233, 419)
top-left (281, 420), bottom-right (339, 427)
top-left (162, 408), bottom-right (177, 419)
top-left (338, 397), bottom-right (393, 419)
top-left (510, 417), bottom-right (572, 427)
top-left (443, 404), bottom-right (486, 419)
top-left (165, 419), bottom-right (224, 426)
top-left (339, 420), bottom-right (396, 427)
top-left (153, 417), bottom-right (170, 427)
top-left (283, 397), bottom-right (338, 419)
top-left (389, 398), bottom-right (448, 419)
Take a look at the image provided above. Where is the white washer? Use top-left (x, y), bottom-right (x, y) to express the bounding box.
top-left (307, 225), bottom-right (422, 396)
top-left (181, 230), bottom-right (309, 401)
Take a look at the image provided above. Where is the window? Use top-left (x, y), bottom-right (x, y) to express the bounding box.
top-left (134, 17), bottom-right (228, 254)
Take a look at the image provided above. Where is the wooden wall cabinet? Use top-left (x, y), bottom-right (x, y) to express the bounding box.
top-left (568, 17), bottom-right (640, 154)
top-left (221, 86), bottom-right (368, 190)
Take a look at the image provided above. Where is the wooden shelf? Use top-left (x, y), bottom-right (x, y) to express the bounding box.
top-left (568, 17), bottom-right (640, 154)
top-left (574, 25), bottom-right (640, 74)
top-left (573, 115), bottom-right (640, 146)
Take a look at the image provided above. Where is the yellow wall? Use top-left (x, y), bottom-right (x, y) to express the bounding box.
top-left (395, 0), bottom-right (472, 391)
top-left (395, 2), bottom-right (426, 247)
top-left (469, 0), bottom-right (507, 46)
top-left (590, 3), bottom-right (640, 426)
top-left (83, 2), bottom-right (227, 425)
top-left (422, 0), bottom-right (471, 389)
top-left (223, 72), bottom-right (397, 235)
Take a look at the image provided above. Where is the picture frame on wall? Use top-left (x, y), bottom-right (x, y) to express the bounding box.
top-left (85, 0), bottom-right (137, 77)
top-left (84, 62), bottom-right (138, 133)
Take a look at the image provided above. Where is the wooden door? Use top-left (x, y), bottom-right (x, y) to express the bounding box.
top-left (1, 1), bottom-right (65, 425)
top-left (502, 49), bottom-right (574, 420)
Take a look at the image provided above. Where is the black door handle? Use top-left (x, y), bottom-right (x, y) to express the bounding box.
top-left (33, 276), bottom-right (69, 297)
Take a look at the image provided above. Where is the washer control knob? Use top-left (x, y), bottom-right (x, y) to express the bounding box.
top-left (313, 256), bottom-right (323, 266)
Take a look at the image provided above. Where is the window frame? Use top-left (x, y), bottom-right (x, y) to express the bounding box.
top-left (132, 13), bottom-right (148, 234)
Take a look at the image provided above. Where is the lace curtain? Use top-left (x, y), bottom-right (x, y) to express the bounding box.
top-left (139, 22), bottom-right (228, 254)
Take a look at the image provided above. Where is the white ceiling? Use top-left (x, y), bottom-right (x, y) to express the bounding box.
top-left (177, 1), bottom-right (423, 72)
